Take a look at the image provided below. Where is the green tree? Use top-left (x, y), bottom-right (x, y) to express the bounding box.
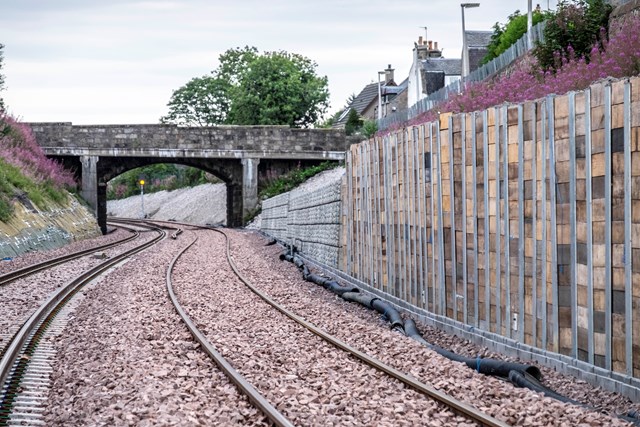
top-left (160, 76), bottom-right (230, 126)
top-left (361, 120), bottom-right (378, 139)
top-left (226, 50), bottom-right (329, 127)
top-left (214, 46), bottom-right (259, 86)
top-left (481, 9), bottom-right (551, 65)
top-left (161, 47), bottom-right (330, 128)
top-left (344, 109), bottom-right (362, 136)
top-left (533, 0), bottom-right (612, 72)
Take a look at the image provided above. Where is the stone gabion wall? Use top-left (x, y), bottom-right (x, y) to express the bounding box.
top-left (260, 180), bottom-right (342, 268)
top-left (260, 193), bottom-right (289, 242)
top-left (287, 181), bottom-right (342, 267)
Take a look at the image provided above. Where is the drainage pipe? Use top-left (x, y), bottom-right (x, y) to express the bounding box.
top-left (404, 318), bottom-right (541, 380)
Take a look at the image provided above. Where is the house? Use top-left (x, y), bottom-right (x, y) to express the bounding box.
top-left (407, 38), bottom-right (461, 107)
top-left (333, 65), bottom-right (408, 128)
top-left (465, 30), bottom-right (493, 76)
top-left (407, 31), bottom-right (492, 107)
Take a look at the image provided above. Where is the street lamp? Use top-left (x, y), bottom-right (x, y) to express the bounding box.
top-left (139, 179), bottom-right (145, 219)
top-left (527, 0), bottom-right (533, 49)
top-left (377, 70), bottom-right (386, 120)
top-left (461, 2), bottom-right (480, 78)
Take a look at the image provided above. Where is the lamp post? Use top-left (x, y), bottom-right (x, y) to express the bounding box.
top-left (377, 70), bottom-right (386, 120)
top-left (461, 2), bottom-right (480, 79)
top-left (527, 0), bottom-right (533, 49)
top-left (139, 179), bottom-right (145, 219)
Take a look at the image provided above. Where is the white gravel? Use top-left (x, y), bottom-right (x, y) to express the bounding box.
top-left (107, 183), bottom-right (227, 225)
top-left (106, 167), bottom-right (344, 229)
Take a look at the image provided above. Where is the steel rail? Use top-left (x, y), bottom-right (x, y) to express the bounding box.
top-left (0, 223), bottom-right (165, 422)
top-left (0, 223), bottom-right (139, 286)
top-left (212, 227), bottom-right (508, 427)
top-left (165, 236), bottom-right (295, 427)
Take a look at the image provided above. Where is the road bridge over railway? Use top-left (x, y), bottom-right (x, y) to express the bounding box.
top-left (29, 123), bottom-right (357, 233)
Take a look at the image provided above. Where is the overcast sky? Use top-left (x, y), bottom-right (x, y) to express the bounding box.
top-left (1, 0), bottom-right (556, 125)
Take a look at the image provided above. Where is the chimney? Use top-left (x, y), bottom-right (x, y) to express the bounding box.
top-left (384, 64), bottom-right (394, 84)
top-left (429, 41), bottom-right (442, 58)
top-left (428, 40), bottom-right (433, 49)
top-left (418, 36), bottom-right (423, 46)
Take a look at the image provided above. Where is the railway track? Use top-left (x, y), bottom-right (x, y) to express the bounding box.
top-left (164, 221), bottom-right (507, 426)
top-left (0, 223), bottom-right (139, 287)
top-left (0, 221), bottom-right (166, 426)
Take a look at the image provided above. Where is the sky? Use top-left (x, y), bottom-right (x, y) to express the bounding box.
top-left (0, 0), bottom-right (557, 125)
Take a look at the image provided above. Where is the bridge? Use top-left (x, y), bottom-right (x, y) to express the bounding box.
top-left (29, 123), bottom-right (357, 233)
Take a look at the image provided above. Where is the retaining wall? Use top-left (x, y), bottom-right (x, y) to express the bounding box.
top-left (345, 75), bottom-right (640, 398)
top-left (260, 179), bottom-right (343, 268)
top-left (0, 195), bottom-right (101, 259)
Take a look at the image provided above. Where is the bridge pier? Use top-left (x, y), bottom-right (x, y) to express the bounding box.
top-left (241, 157), bottom-right (260, 221)
top-left (80, 155), bottom-right (99, 215)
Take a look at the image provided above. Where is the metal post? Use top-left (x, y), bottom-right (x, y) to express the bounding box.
top-left (461, 3), bottom-right (480, 78)
top-left (139, 180), bottom-right (145, 219)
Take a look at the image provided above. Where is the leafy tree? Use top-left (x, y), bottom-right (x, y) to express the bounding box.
top-left (361, 120), bottom-right (378, 139)
top-left (161, 47), bottom-right (330, 128)
top-left (160, 76), bottom-right (230, 126)
top-left (344, 109), bottom-right (362, 136)
top-left (533, 0), bottom-right (612, 72)
top-left (214, 46), bottom-right (259, 86)
top-left (227, 50), bottom-right (329, 127)
top-left (481, 9), bottom-right (551, 65)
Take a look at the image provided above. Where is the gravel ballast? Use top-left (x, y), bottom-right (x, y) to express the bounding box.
top-left (43, 229), bottom-right (268, 426)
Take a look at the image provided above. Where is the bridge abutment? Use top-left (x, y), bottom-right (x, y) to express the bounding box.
top-left (80, 155), bottom-right (99, 215)
top-left (241, 157), bottom-right (260, 220)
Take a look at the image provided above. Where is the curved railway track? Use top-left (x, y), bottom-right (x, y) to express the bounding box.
top-left (163, 221), bottom-right (507, 427)
top-left (0, 221), bottom-right (166, 426)
top-left (0, 223), bottom-right (139, 287)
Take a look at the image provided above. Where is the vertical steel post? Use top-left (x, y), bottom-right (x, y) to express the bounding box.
top-left (531, 104), bottom-right (538, 346)
top-left (503, 106), bottom-right (511, 339)
top-left (483, 110), bottom-right (491, 329)
top-left (472, 113), bottom-right (479, 328)
top-left (461, 114), bottom-right (469, 325)
top-left (449, 116), bottom-right (458, 321)
top-left (604, 84), bottom-right (612, 370)
top-left (569, 92), bottom-right (578, 358)
top-left (495, 107), bottom-right (502, 334)
top-left (624, 80), bottom-right (633, 375)
top-left (547, 94), bottom-right (559, 353)
top-left (585, 90), bottom-right (594, 364)
top-left (437, 120), bottom-right (447, 315)
top-left (541, 100), bottom-right (548, 350)
top-left (518, 105), bottom-right (526, 341)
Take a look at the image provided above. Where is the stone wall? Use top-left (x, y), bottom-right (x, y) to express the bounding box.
top-left (29, 123), bottom-right (356, 156)
top-left (261, 193), bottom-right (289, 242)
top-left (0, 195), bottom-right (101, 259)
top-left (260, 180), bottom-right (343, 268)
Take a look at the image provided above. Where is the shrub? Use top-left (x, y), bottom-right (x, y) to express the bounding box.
top-left (0, 114), bottom-right (76, 189)
top-left (482, 8), bottom-right (551, 65)
top-left (259, 161), bottom-right (339, 199)
top-left (345, 109), bottom-right (363, 136)
top-left (534, 0), bottom-right (612, 72)
top-left (388, 13), bottom-right (640, 134)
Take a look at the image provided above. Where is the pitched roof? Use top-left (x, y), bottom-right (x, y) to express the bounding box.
top-left (421, 58), bottom-right (461, 76)
top-left (465, 30), bottom-right (493, 48)
top-left (334, 78), bottom-right (409, 126)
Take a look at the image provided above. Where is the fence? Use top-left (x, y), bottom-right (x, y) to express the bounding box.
top-left (346, 75), bottom-right (640, 397)
top-left (378, 21), bottom-right (547, 131)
